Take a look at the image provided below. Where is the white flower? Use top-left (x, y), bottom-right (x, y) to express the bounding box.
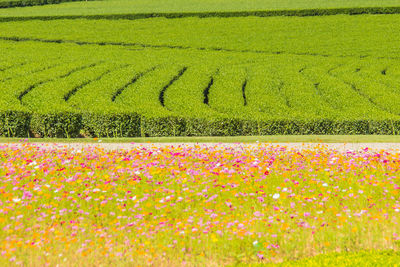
top-left (282, 188), bottom-right (288, 192)
top-left (12, 198), bottom-right (21, 203)
top-left (93, 188), bottom-right (100, 192)
top-left (253, 240), bottom-right (258, 246)
top-left (272, 193), bottom-right (280, 200)
top-left (322, 183), bottom-right (328, 187)
top-left (134, 171), bottom-right (141, 175)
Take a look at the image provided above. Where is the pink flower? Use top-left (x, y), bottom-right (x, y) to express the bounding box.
top-left (22, 191), bottom-right (32, 199)
top-left (253, 211), bottom-right (263, 217)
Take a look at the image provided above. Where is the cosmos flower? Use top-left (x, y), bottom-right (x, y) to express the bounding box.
top-left (0, 143), bottom-right (399, 265)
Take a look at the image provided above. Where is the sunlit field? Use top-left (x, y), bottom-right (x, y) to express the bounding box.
top-left (1, 143), bottom-right (400, 265)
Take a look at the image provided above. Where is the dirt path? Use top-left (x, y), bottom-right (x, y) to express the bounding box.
top-left (1, 142), bottom-right (400, 152)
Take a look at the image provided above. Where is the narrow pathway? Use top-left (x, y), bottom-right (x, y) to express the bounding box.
top-left (1, 142), bottom-right (400, 152)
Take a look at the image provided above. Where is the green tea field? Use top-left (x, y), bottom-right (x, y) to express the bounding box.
top-left (1, 0), bottom-right (400, 138)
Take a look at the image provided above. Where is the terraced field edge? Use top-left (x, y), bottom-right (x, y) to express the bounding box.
top-left (2, 110), bottom-right (400, 138)
top-left (1, 6), bottom-right (400, 22)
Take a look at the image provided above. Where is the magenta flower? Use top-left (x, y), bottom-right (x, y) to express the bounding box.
top-left (22, 191), bottom-right (33, 199)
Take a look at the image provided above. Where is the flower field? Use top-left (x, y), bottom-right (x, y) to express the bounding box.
top-left (1, 143), bottom-right (400, 266)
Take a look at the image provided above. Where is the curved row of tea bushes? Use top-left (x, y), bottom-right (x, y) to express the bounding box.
top-left (2, 15), bottom-right (400, 137)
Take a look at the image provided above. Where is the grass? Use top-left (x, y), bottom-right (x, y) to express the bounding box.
top-left (238, 250), bottom-right (400, 266)
top-left (0, 0), bottom-right (400, 18)
top-left (269, 250), bottom-right (400, 266)
top-left (2, 135), bottom-right (400, 143)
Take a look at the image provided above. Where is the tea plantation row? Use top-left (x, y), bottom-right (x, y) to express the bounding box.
top-left (0, 0), bottom-right (89, 9)
top-left (1, 0), bottom-right (400, 19)
top-left (1, 16), bottom-right (400, 137)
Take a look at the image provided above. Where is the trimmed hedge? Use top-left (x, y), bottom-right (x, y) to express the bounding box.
top-left (140, 115), bottom-right (186, 137)
top-left (185, 117), bottom-right (244, 136)
top-left (0, 110), bottom-right (31, 137)
top-left (1, 6), bottom-right (400, 22)
top-left (0, 0), bottom-right (93, 9)
top-left (1, 111), bottom-right (400, 138)
top-left (81, 112), bottom-right (141, 138)
top-left (30, 111), bottom-right (81, 138)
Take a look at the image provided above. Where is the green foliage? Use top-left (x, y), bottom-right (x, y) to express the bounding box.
top-left (30, 110), bottom-right (81, 138)
top-left (0, 109), bottom-right (31, 137)
top-left (1, 15), bottom-right (400, 137)
top-left (269, 250), bottom-right (400, 266)
top-left (0, 0), bottom-right (91, 9)
top-left (81, 111), bottom-right (141, 138)
top-left (140, 115), bottom-right (186, 137)
top-left (1, 0), bottom-right (400, 19)
top-left (5, 7), bottom-right (400, 22)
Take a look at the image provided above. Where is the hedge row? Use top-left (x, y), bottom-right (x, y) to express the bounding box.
top-left (1, 110), bottom-right (400, 138)
top-left (0, 0), bottom-right (92, 9)
top-left (0, 6), bottom-right (400, 22)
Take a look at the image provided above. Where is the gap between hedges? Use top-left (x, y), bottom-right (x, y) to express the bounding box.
top-left (1, 6), bottom-right (400, 22)
top-left (1, 110), bottom-right (400, 138)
